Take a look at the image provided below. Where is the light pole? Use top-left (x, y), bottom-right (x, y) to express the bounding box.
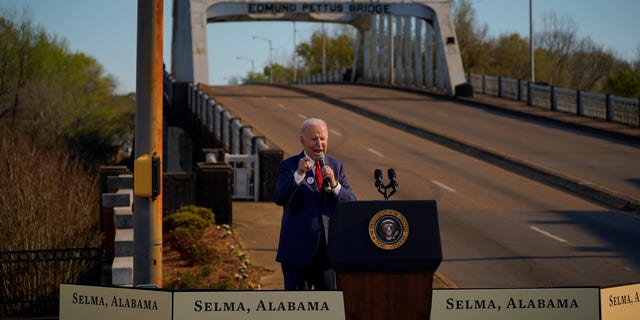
top-left (236, 56), bottom-right (255, 73)
top-left (252, 36), bottom-right (273, 83)
top-left (322, 22), bottom-right (326, 81)
top-left (293, 22), bottom-right (297, 83)
top-left (529, 0), bottom-right (535, 83)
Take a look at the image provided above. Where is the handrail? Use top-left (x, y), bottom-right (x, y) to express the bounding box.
top-left (296, 70), bottom-right (639, 127)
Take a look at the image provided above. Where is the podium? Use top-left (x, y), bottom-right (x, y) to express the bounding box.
top-left (328, 200), bottom-right (442, 320)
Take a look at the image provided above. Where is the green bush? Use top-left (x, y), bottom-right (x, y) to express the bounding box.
top-left (163, 205), bottom-right (217, 266)
top-left (163, 207), bottom-right (214, 232)
top-left (187, 243), bottom-right (218, 266)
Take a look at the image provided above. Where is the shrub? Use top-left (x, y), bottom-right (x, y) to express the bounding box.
top-left (163, 205), bottom-right (214, 231)
top-left (187, 243), bottom-right (219, 265)
top-left (163, 205), bottom-right (217, 266)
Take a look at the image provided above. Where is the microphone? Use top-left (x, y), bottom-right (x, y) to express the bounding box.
top-left (374, 169), bottom-right (383, 188)
top-left (317, 155), bottom-right (332, 191)
top-left (387, 168), bottom-right (397, 187)
top-left (374, 168), bottom-right (399, 200)
top-left (387, 168), bottom-right (398, 198)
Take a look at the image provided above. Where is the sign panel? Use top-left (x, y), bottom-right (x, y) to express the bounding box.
top-left (59, 284), bottom-right (172, 320)
top-left (246, 2), bottom-right (393, 14)
top-left (601, 283), bottom-right (640, 320)
top-left (431, 288), bottom-right (600, 320)
top-left (173, 290), bottom-right (345, 320)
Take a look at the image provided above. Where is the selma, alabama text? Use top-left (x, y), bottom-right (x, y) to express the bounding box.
top-left (194, 299), bottom-right (330, 313)
top-left (447, 297), bottom-right (579, 311)
top-left (609, 290), bottom-right (639, 306)
top-left (72, 293), bottom-right (158, 310)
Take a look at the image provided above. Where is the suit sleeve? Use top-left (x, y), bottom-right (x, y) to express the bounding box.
top-left (274, 158), bottom-right (300, 206)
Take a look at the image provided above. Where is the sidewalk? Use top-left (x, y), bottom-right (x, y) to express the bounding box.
top-left (465, 94), bottom-right (640, 142)
top-left (232, 201), bottom-right (456, 290)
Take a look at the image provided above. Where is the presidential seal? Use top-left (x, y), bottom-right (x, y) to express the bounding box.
top-left (368, 209), bottom-right (409, 250)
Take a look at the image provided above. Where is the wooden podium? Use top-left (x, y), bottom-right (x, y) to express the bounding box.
top-left (328, 200), bottom-right (442, 320)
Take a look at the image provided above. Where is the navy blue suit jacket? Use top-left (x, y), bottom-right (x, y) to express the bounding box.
top-left (274, 151), bottom-right (356, 266)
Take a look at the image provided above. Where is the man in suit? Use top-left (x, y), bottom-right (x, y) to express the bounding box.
top-left (274, 118), bottom-right (357, 290)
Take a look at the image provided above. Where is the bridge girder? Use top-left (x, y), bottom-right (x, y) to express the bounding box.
top-left (172, 0), bottom-right (465, 94)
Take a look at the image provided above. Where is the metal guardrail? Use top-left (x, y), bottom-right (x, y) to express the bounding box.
top-left (180, 81), bottom-right (269, 201)
top-left (296, 69), bottom-right (639, 128)
top-left (185, 83), bottom-right (269, 155)
top-left (468, 73), bottom-right (639, 127)
top-left (164, 70), bottom-right (283, 203)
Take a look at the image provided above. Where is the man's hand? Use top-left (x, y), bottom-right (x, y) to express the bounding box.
top-left (322, 166), bottom-right (337, 188)
top-left (297, 157), bottom-right (312, 175)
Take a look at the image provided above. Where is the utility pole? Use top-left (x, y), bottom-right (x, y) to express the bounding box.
top-left (322, 22), bottom-right (326, 81)
top-left (253, 36), bottom-right (273, 83)
top-left (530, 0), bottom-right (535, 83)
top-left (293, 22), bottom-right (297, 83)
top-left (134, 0), bottom-right (163, 287)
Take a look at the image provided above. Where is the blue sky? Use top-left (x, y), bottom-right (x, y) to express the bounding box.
top-left (1, 0), bottom-right (638, 94)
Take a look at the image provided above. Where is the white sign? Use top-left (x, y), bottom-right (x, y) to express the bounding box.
top-left (601, 283), bottom-right (640, 320)
top-left (173, 290), bottom-right (345, 320)
top-left (431, 288), bottom-right (600, 320)
top-left (59, 284), bottom-right (172, 320)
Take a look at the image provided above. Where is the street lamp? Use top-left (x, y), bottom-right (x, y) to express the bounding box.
top-left (529, 0), bottom-right (535, 83)
top-left (252, 36), bottom-right (273, 83)
top-left (236, 56), bottom-right (255, 73)
top-left (293, 22), bottom-right (297, 83)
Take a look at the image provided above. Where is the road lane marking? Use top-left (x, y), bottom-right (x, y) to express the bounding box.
top-left (529, 226), bottom-right (569, 243)
top-left (367, 148), bottom-right (384, 157)
top-left (330, 129), bottom-right (342, 136)
top-left (431, 180), bottom-right (456, 193)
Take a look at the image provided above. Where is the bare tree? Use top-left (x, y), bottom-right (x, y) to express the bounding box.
top-left (536, 11), bottom-right (579, 86)
top-left (568, 38), bottom-right (616, 92)
top-left (452, 0), bottom-right (491, 73)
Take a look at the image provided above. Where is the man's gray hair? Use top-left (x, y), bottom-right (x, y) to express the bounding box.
top-left (299, 118), bottom-right (327, 135)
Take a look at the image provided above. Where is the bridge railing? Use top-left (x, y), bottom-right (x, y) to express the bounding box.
top-left (468, 73), bottom-right (639, 127)
top-left (297, 69), bottom-right (639, 128)
top-left (185, 84), bottom-right (269, 156)
top-left (174, 79), bottom-right (281, 202)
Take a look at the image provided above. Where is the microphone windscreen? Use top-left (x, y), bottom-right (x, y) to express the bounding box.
top-left (317, 154), bottom-right (325, 167)
top-left (388, 168), bottom-right (396, 179)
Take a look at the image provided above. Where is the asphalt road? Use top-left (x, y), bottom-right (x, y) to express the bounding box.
top-left (206, 84), bottom-right (640, 288)
top-left (300, 84), bottom-right (640, 203)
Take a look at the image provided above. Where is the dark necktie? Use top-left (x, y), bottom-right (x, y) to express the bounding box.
top-left (315, 160), bottom-right (322, 191)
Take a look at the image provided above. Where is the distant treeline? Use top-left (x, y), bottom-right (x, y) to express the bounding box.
top-left (453, 0), bottom-right (639, 98)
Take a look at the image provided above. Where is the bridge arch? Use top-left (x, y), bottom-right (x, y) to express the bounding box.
top-left (171, 0), bottom-right (465, 94)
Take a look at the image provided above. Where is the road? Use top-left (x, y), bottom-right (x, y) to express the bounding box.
top-left (299, 84), bottom-right (640, 203)
top-left (205, 84), bottom-right (640, 288)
